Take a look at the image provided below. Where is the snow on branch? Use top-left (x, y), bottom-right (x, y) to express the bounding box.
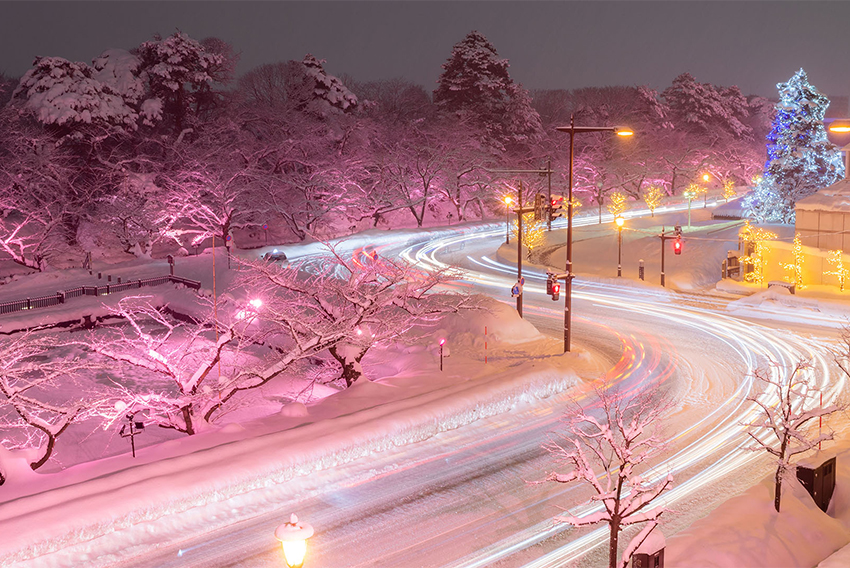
top-left (744, 358), bottom-right (844, 512)
top-left (538, 379), bottom-right (672, 568)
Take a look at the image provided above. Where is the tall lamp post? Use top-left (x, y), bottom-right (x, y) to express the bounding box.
top-left (556, 115), bottom-right (632, 353)
top-left (615, 215), bottom-right (625, 277)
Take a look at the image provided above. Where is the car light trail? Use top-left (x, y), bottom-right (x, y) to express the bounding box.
top-left (393, 223), bottom-right (844, 568)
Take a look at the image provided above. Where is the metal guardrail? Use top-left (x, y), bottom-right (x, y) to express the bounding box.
top-left (0, 275), bottom-right (201, 316)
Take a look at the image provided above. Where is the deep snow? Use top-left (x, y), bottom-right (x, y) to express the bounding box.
top-left (2, 206), bottom-right (850, 567)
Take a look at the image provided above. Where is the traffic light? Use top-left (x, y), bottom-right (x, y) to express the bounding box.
top-left (550, 197), bottom-right (566, 221)
top-left (546, 273), bottom-right (554, 295)
top-left (551, 282), bottom-right (560, 301)
top-left (674, 237), bottom-right (682, 255)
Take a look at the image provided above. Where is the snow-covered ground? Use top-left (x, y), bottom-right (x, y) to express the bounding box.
top-left (2, 206), bottom-right (850, 567)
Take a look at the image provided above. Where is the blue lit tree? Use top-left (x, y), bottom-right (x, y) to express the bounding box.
top-left (745, 69), bottom-right (844, 223)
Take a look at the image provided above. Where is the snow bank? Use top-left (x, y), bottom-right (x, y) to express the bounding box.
top-left (667, 475), bottom-right (849, 567)
top-left (669, 437), bottom-right (850, 567)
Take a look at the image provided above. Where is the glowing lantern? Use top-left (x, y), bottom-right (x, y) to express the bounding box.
top-left (275, 514), bottom-right (314, 568)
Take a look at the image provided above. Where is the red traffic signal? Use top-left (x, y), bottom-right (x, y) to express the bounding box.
top-left (674, 238), bottom-right (682, 255)
top-left (551, 282), bottom-right (560, 301)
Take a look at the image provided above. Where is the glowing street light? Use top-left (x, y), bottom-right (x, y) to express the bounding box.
top-left (829, 122), bottom-right (850, 133)
top-left (555, 115), bottom-right (633, 353)
top-left (615, 216), bottom-right (625, 277)
top-left (275, 514), bottom-right (314, 568)
top-left (504, 196), bottom-right (513, 245)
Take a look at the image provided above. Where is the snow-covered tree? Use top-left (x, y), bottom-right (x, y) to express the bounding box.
top-left (88, 248), bottom-right (474, 431)
top-left (86, 293), bottom-right (266, 435)
top-left (298, 54), bottom-right (358, 116)
top-left (540, 381), bottom-right (673, 568)
top-left (0, 332), bottom-right (100, 483)
top-left (434, 31), bottom-right (542, 150)
top-left (0, 111), bottom-right (84, 270)
top-left (94, 172), bottom-right (172, 257)
top-left (136, 31), bottom-right (226, 133)
top-left (744, 360), bottom-right (840, 512)
top-left (154, 117), bottom-right (268, 250)
top-left (744, 69), bottom-right (844, 223)
top-left (238, 244), bottom-right (476, 387)
top-left (662, 73), bottom-right (752, 141)
top-left (11, 55), bottom-right (142, 137)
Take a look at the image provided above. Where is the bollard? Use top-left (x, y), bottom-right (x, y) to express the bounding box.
top-left (639, 259), bottom-right (645, 281)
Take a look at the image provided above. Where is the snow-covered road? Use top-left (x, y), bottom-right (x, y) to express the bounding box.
top-left (111, 213), bottom-right (845, 568)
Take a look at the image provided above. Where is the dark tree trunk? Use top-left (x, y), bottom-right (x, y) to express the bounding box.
top-left (329, 344), bottom-right (368, 387)
top-left (181, 405), bottom-right (195, 436)
top-left (609, 517), bottom-right (620, 568)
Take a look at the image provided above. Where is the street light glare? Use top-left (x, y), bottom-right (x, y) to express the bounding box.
top-left (504, 196), bottom-right (513, 205)
top-left (615, 216), bottom-right (625, 227)
top-left (615, 128), bottom-right (634, 137)
top-left (702, 173), bottom-right (711, 182)
top-left (829, 125), bottom-right (850, 133)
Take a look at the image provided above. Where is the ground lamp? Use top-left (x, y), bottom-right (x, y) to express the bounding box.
top-left (615, 215), bottom-right (625, 277)
top-left (555, 115), bottom-right (633, 352)
top-left (439, 338), bottom-right (446, 371)
top-left (275, 514), bottom-right (314, 568)
top-left (504, 196), bottom-right (513, 244)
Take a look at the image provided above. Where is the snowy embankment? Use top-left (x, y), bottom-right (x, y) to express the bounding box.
top-left (667, 436), bottom-right (850, 567)
top-left (0, 299), bottom-right (582, 567)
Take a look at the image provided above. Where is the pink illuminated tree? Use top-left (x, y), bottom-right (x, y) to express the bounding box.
top-left (541, 381), bottom-right (673, 568)
top-left (0, 332), bottom-right (101, 483)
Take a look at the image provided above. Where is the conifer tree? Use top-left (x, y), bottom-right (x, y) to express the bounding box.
top-left (745, 69), bottom-right (844, 223)
top-left (434, 31), bottom-right (541, 150)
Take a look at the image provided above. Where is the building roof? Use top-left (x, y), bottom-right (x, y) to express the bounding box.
top-left (796, 177), bottom-right (850, 212)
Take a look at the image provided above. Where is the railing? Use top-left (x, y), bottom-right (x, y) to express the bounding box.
top-left (0, 275), bottom-right (201, 316)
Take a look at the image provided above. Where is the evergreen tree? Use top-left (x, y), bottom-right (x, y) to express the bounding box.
top-left (662, 73), bottom-right (752, 140)
top-left (745, 69), bottom-right (844, 223)
top-left (434, 31), bottom-right (541, 150)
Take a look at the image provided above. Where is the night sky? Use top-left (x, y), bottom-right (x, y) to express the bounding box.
top-left (2, 1), bottom-right (850, 100)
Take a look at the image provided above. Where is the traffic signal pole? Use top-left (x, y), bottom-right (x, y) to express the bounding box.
top-left (659, 225), bottom-right (682, 287)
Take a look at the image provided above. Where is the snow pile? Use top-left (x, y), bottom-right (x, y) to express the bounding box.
top-left (667, 473), bottom-right (848, 567)
top-left (668, 438), bottom-right (850, 567)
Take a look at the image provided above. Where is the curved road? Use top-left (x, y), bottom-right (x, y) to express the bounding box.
top-left (119, 217), bottom-right (842, 568)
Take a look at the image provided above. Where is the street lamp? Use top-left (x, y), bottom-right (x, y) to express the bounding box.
top-left (275, 514), bottom-right (314, 568)
top-left (555, 115), bottom-right (633, 353)
top-left (504, 196), bottom-right (513, 245)
top-left (615, 215), bottom-right (625, 277)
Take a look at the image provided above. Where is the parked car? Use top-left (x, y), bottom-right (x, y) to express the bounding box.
top-left (262, 249), bottom-right (288, 262)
